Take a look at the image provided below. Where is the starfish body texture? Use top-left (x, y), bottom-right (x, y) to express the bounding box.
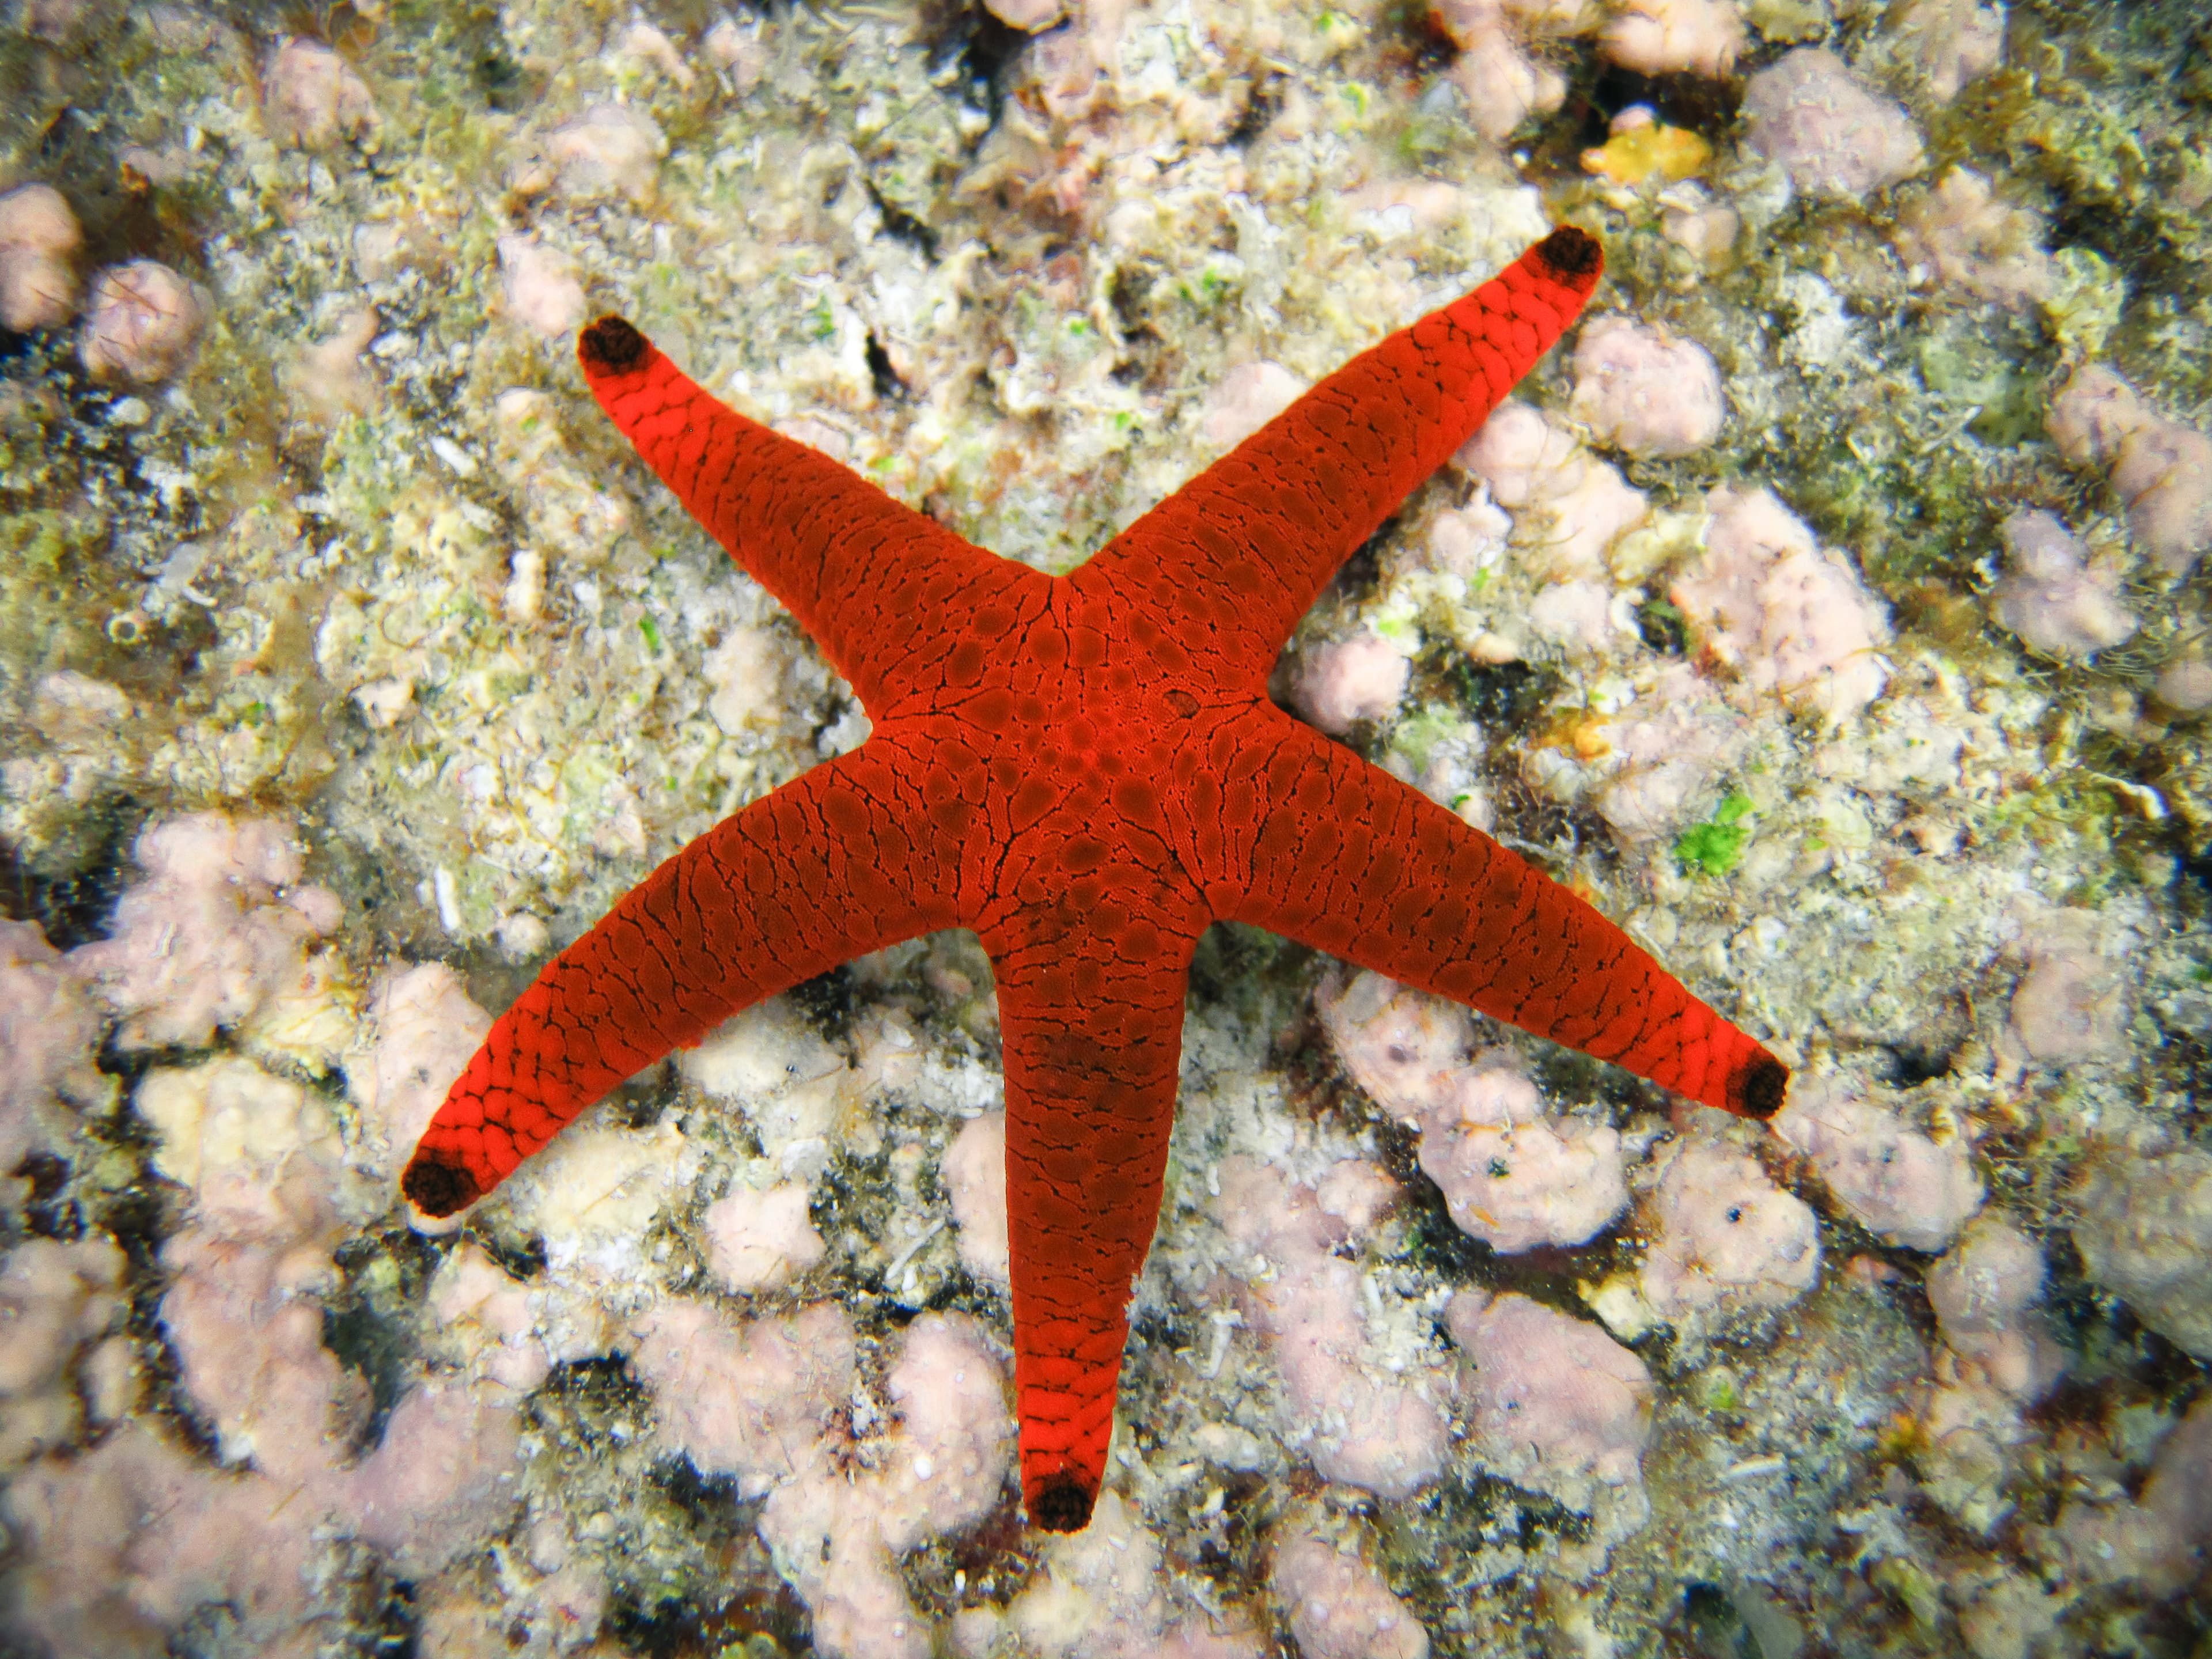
top-left (403, 227), bottom-right (1787, 1532)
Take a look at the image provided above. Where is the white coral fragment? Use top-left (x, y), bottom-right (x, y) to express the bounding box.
top-left (1926, 1216), bottom-right (2064, 1402)
top-left (1672, 486), bottom-right (1891, 726)
top-left (1893, 169), bottom-right (2053, 310)
top-left (0, 919), bottom-right (101, 1209)
top-left (0, 183), bottom-right (81, 332)
top-left (1204, 360), bottom-right (1306, 448)
top-left (1587, 664), bottom-right (1752, 843)
top-left (703, 1180), bottom-right (826, 1291)
top-left (1270, 1515), bottom-right (1430, 1659)
top-left (1415, 1060), bottom-right (1628, 1253)
top-left (757, 1313), bottom-right (1013, 1659)
top-left (1002, 1488), bottom-right (1264, 1658)
top-left (1320, 971), bottom-right (1627, 1252)
top-left (2002, 908), bottom-right (2128, 1067)
top-left (1775, 1078), bottom-right (1981, 1252)
top-left (137, 1056), bottom-right (352, 1244)
top-left (1447, 1290), bottom-right (1654, 1520)
top-left (2070, 1147), bottom-right (2212, 1360)
top-left (349, 963), bottom-right (492, 1188)
top-left (1638, 1139), bottom-right (1820, 1321)
top-left (79, 260), bottom-right (206, 385)
top-left (67, 814), bottom-right (346, 1058)
top-left (502, 1116), bottom-right (692, 1289)
top-left (1569, 314), bottom-right (1725, 457)
top-left (1990, 510), bottom-right (2136, 659)
top-left (544, 104), bottom-right (667, 203)
top-left (1214, 1156), bottom-right (1447, 1499)
top-left (1601, 0), bottom-right (1745, 78)
top-left (0, 1235), bottom-right (124, 1470)
top-left (1457, 400), bottom-right (1649, 581)
top-left (262, 37), bottom-right (377, 150)
top-left (1741, 48), bottom-right (1926, 200)
top-left (1889, 0), bottom-right (2005, 101)
top-left (636, 1301), bottom-right (1011, 1658)
top-left (631, 1299), bottom-right (858, 1495)
top-left (3, 1423), bottom-right (327, 1658)
top-left (1446, 11), bottom-right (1567, 143)
top-left (497, 233), bottom-right (586, 339)
top-left (286, 307), bottom-right (380, 426)
top-left (1294, 630), bottom-right (1411, 734)
top-left (2047, 363), bottom-right (2212, 577)
top-left (986, 0), bottom-right (1067, 29)
top-left (943, 1108), bottom-right (1011, 1287)
top-left (680, 998), bottom-right (853, 1180)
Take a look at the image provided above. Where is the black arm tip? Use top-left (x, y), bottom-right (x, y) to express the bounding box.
top-left (1030, 1477), bottom-right (1096, 1532)
top-left (1734, 1055), bottom-right (1790, 1121)
top-left (402, 1154), bottom-right (481, 1218)
top-left (578, 316), bottom-right (647, 376)
top-left (1535, 225), bottom-right (1604, 282)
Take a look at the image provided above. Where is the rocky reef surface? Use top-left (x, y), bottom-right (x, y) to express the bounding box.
top-left (1, 1), bottom-right (2208, 1656)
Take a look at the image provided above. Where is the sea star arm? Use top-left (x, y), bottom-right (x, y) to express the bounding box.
top-left (574, 317), bottom-right (1023, 716)
top-left (1201, 711), bottom-right (1787, 1117)
top-left (1083, 227), bottom-right (1603, 692)
top-left (402, 738), bottom-right (961, 1215)
top-left (985, 920), bottom-right (1203, 1533)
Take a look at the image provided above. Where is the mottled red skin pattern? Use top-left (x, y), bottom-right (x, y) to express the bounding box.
top-left (404, 228), bottom-right (1787, 1532)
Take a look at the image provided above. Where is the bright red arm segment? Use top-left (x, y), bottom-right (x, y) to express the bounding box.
top-left (1083, 226), bottom-right (1604, 693)
top-left (574, 318), bottom-right (1024, 718)
top-left (402, 741), bottom-right (960, 1215)
top-left (988, 925), bottom-right (1203, 1531)
top-left (1194, 711), bottom-right (1786, 1117)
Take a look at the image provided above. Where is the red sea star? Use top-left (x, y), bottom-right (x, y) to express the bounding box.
top-left (403, 226), bottom-right (1786, 1532)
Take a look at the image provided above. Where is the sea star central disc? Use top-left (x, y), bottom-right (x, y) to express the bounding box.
top-left (403, 226), bottom-right (1786, 1531)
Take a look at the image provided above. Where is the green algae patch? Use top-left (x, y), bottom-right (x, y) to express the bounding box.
top-left (1673, 790), bottom-right (1756, 878)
